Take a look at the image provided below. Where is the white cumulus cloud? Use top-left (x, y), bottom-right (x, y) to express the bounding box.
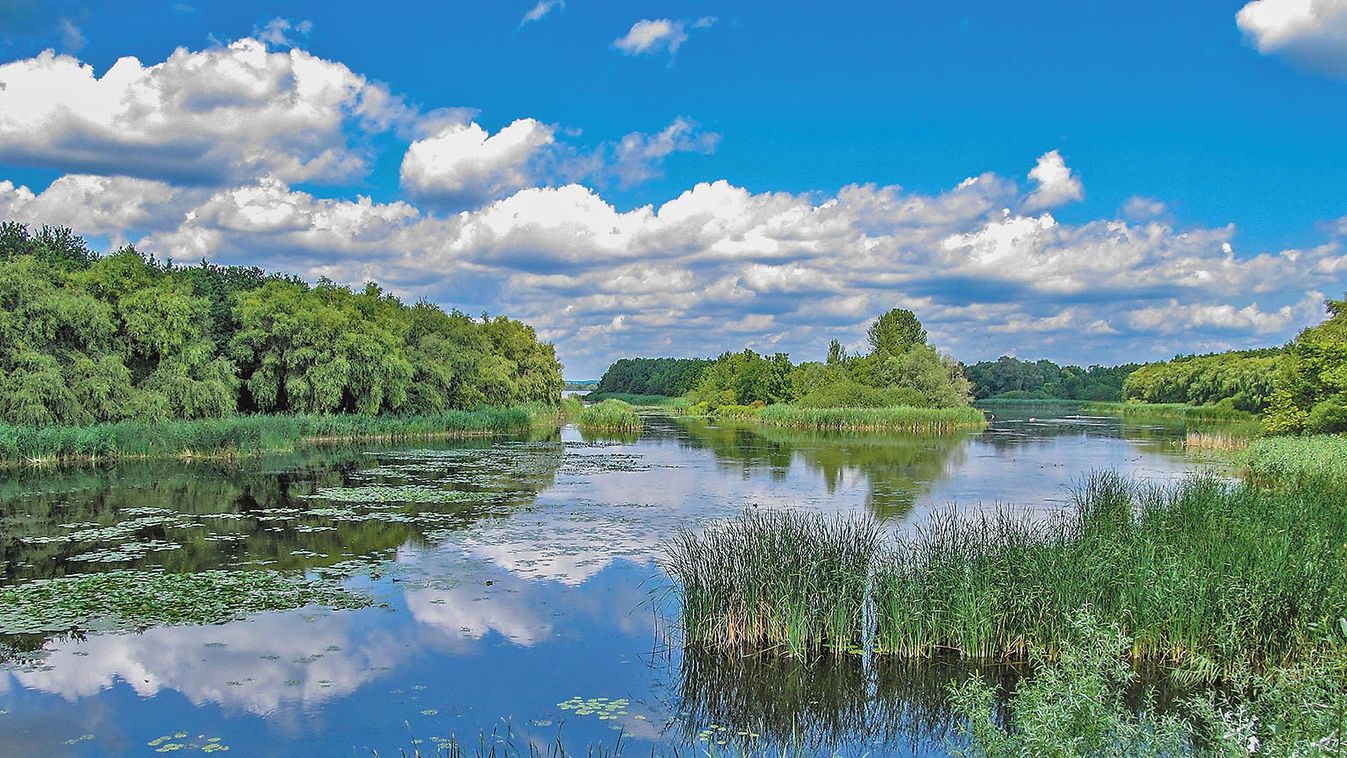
top-left (1237, 0), bottom-right (1347, 77)
top-left (401, 119), bottom-right (556, 209)
top-left (1021, 150), bottom-right (1084, 212)
top-left (0, 36), bottom-right (411, 184)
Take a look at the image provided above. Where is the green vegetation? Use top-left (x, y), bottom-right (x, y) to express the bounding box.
top-left (1080, 401), bottom-right (1254, 422)
top-left (0, 406), bottom-right (551, 464)
top-left (661, 509), bottom-right (881, 658)
top-left (0, 222), bottom-right (562, 428)
top-left (948, 608), bottom-right (1194, 756)
top-left (950, 608), bottom-right (1347, 757)
top-left (1265, 295), bottom-right (1347, 434)
top-left (577, 399), bottom-right (642, 432)
top-left (964, 357), bottom-right (1140, 402)
top-left (1246, 434), bottom-right (1347, 487)
top-left (583, 392), bottom-right (691, 407)
top-left (1122, 349), bottom-right (1282, 413)
top-left (664, 472), bottom-right (1347, 680)
top-left (757, 405), bottom-right (986, 434)
top-left (593, 309), bottom-right (978, 433)
top-left (592, 357), bottom-right (712, 397)
top-left (0, 569), bottom-right (370, 635)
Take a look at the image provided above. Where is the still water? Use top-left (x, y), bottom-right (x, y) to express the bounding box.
top-left (0, 407), bottom-right (1222, 756)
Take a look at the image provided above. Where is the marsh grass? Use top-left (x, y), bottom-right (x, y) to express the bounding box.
top-left (0, 406), bottom-right (553, 466)
top-left (756, 405), bottom-right (986, 434)
top-left (1246, 434), bottom-right (1347, 487)
top-left (582, 393), bottom-right (690, 408)
top-left (663, 473), bottom-right (1347, 681)
top-left (1183, 431), bottom-right (1252, 453)
top-left (577, 400), bottom-right (643, 433)
top-left (660, 510), bottom-right (883, 657)
top-left (1081, 402), bottom-right (1254, 423)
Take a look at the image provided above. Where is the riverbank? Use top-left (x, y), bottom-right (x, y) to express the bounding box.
top-left (0, 404), bottom-right (556, 465)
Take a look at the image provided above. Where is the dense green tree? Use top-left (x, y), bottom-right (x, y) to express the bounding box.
top-left (593, 357), bottom-right (713, 396)
top-left (1123, 350), bottom-right (1280, 412)
top-left (964, 357), bottom-right (1140, 401)
top-left (867, 308), bottom-right (927, 356)
top-left (1264, 297), bottom-right (1347, 434)
top-left (0, 222), bottom-right (563, 426)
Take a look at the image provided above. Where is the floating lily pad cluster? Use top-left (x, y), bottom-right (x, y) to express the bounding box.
top-left (147, 733), bottom-right (229, 753)
top-left (0, 569), bottom-right (371, 635)
top-left (305, 485), bottom-right (494, 504)
top-left (695, 723), bottom-right (761, 746)
top-left (557, 696), bottom-right (631, 720)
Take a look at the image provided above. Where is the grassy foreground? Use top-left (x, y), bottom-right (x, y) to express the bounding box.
top-left (662, 471), bottom-right (1347, 678)
top-left (0, 405), bottom-right (555, 465)
top-left (757, 404), bottom-right (987, 434)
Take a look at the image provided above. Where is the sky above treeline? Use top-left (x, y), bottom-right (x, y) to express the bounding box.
top-left (1, 1), bottom-right (1345, 378)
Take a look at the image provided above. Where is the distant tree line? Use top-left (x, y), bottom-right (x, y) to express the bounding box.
top-left (1122, 349), bottom-right (1282, 413)
top-left (962, 357), bottom-right (1141, 401)
top-left (0, 222), bottom-right (562, 427)
top-left (595, 308), bottom-right (974, 411)
top-left (593, 357), bottom-right (712, 397)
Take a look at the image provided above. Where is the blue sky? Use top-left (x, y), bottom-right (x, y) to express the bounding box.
top-left (1, 0), bottom-right (1345, 377)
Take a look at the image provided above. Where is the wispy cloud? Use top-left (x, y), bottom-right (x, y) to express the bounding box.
top-left (612, 16), bottom-right (716, 61)
top-left (520, 0), bottom-right (564, 27)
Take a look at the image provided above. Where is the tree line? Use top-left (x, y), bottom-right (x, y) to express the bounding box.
top-left (963, 357), bottom-right (1140, 401)
top-left (1121, 349), bottom-right (1282, 413)
top-left (596, 308), bottom-right (974, 411)
top-left (0, 222), bottom-right (563, 427)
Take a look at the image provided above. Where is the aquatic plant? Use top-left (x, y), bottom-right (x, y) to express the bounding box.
top-left (660, 509), bottom-right (883, 657)
top-left (0, 569), bottom-right (370, 634)
top-left (577, 400), bottom-right (642, 433)
top-left (756, 404), bottom-right (986, 434)
top-left (664, 473), bottom-right (1347, 680)
top-left (1246, 433), bottom-right (1347, 487)
top-left (1080, 401), bottom-right (1254, 422)
top-left (0, 406), bottom-right (551, 465)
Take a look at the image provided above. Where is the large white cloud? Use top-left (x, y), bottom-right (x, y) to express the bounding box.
top-left (0, 35), bottom-right (410, 184)
top-left (401, 119), bottom-right (557, 209)
top-left (1237, 0), bottom-right (1347, 77)
top-left (1021, 150), bottom-right (1084, 212)
top-left (81, 154), bottom-right (1343, 377)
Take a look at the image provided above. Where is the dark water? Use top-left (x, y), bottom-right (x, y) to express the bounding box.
top-left (0, 407), bottom-right (1223, 756)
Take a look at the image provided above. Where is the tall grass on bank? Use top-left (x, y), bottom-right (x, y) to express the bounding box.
top-left (582, 392), bottom-right (691, 408)
top-left (576, 399), bottom-right (643, 433)
top-left (1081, 401), bottom-right (1254, 422)
top-left (0, 405), bottom-right (553, 465)
top-left (1246, 434), bottom-right (1347, 487)
top-left (661, 510), bottom-right (882, 657)
top-left (756, 405), bottom-right (987, 434)
top-left (663, 473), bottom-right (1347, 679)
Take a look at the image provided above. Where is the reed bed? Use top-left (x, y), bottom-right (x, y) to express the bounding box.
top-left (1246, 433), bottom-right (1347, 486)
top-left (660, 510), bottom-right (883, 657)
top-left (1183, 431), bottom-right (1252, 452)
top-left (756, 405), bottom-right (986, 434)
top-left (0, 405), bottom-right (551, 465)
top-left (1081, 401), bottom-right (1254, 422)
top-left (576, 399), bottom-right (643, 433)
top-left (581, 392), bottom-right (690, 408)
top-left (662, 473), bottom-right (1347, 680)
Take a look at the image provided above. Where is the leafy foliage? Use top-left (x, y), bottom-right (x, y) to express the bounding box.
top-left (0, 223), bottom-right (563, 426)
top-left (1123, 350), bottom-right (1281, 413)
top-left (1264, 296), bottom-right (1347, 434)
top-left (964, 357), bottom-right (1140, 402)
top-left (593, 357), bottom-right (712, 397)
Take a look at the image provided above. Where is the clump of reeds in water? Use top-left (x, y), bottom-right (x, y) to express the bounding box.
top-left (576, 399), bottom-right (642, 433)
top-left (663, 472), bottom-right (1347, 681)
top-left (1183, 431), bottom-right (1251, 452)
top-left (660, 509), bottom-right (883, 657)
top-left (756, 405), bottom-right (986, 434)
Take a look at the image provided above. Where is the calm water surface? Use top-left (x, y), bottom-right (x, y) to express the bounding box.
top-left (0, 407), bottom-right (1224, 756)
